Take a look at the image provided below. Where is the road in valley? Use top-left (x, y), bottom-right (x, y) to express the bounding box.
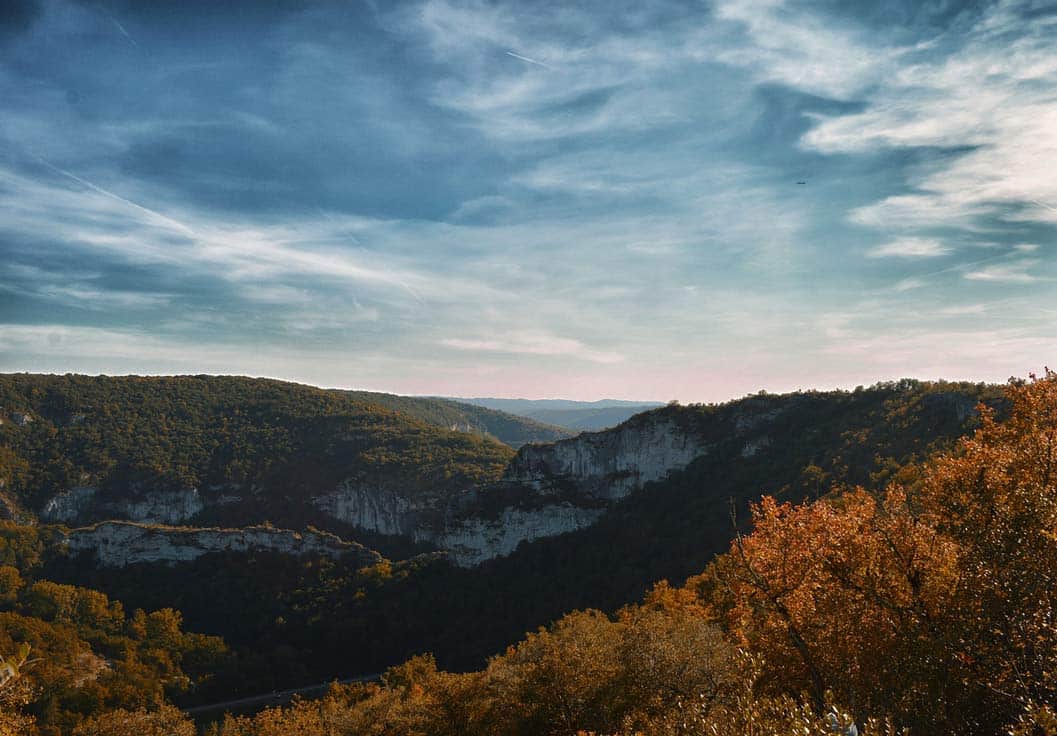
top-left (183, 673), bottom-right (382, 722)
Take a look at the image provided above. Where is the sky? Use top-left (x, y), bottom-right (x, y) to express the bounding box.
top-left (0, 0), bottom-right (1055, 401)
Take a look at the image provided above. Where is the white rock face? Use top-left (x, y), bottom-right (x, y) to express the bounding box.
top-left (42, 486), bottom-right (98, 523)
top-left (312, 414), bottom-right (709, 567)
top-left (9, 412), bottom-right (33, 426)
top-left (50, 413), bottom-right (710, 568)
top-left (121, 489), bottom-right (204, 525)
top-left (424, 504), bottom-right (605, 567)
top-left (313, 482), bottom-right (416, 537)
top-left (64, 521), bottom-right (381, 568)
top-left (505, 414), bottom-right (709, 500)
top-left (41, 487), bottom-right (204, 526)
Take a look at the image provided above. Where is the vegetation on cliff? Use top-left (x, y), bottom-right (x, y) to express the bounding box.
top-left (341, 391), bottom-right (571, 446)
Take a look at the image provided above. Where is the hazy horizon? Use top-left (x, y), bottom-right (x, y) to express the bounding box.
top-left (1, 0), bottom-right (1054, 401)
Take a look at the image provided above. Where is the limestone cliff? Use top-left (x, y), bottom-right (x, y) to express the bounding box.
top-left (38, 411), bottom-right (713, 567)
top-left (312, 481), bottom-right (420, 537)
top-left (43, 486), bottom-right (204, 526)
top-left (502, 413), bottom-right (709, 500)
top-left (312, 411), bottom-right (710, 565)
top-left (64, 521), bottom-right (382, 568)
top-left (16, 375), bottom-right (998, 571)
top-left (426, 504), bottom-right (606, 566)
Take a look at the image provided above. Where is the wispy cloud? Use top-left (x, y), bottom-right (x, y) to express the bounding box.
top-left (711, 0), bottom-right (897, 98)
top-left (803, 3), bottom-right (1057, 234)
top-left (939, 303), bottom-right (988, 316)
top-left (868, 237), bottom-right (951, 259)
top-left (32, 156), bottom-right (196, 237)
top-left (442, 331), bottom-right (623, 364)
top-left (964, 260), bottom-right (1041, 283)
top-left (0, 161), bottom-right (458, 306)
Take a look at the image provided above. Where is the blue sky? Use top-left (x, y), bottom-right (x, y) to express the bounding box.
top-left (0, 0), bottom-right (1055, 401)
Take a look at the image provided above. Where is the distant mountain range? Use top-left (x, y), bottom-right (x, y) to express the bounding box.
top-left (438, 397), bottom-right (665, 432)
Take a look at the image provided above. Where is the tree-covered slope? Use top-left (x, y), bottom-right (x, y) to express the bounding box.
top-left (522, 404), bottom-right (663, 431)
top-left (448, 397), bottom-right (663, 432)
top-left (44, 379), bottom-right (1005, 693)
top-left (461, 380), bottom-right (1004, 628)
top-left (0, 374), bottom-right (515, 519)
top-left (0, 522), bottom-right (231, 736)
top-left (341, 392), bottom-right (571, 446)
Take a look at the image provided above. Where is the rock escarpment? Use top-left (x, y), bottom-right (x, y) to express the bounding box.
top-left (64, 521), bottom-right (382, 568)
top-left (312, 482), bottom-right (418, 538)
top-left (502, 413), bottom-right (708, 500)
top-left (313, 412), bottom-right (709, 565)
top-left (16, 375), bottom-right (999, 571)
top-left (43, 486), bottom-right (205, 526)
top-left (42, 412), bottom-right (712, 567)
top-left (426, 504), bottom-right (606, 566)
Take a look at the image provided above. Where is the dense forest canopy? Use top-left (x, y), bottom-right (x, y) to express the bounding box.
top-left (340, 391), bottom-right (571, 446)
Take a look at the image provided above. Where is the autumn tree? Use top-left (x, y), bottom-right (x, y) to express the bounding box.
top-left (701, 371), bottom-right (1057, 733)
top-left (917, 370), bottom-right (1057, 730)
top-left (70, 703), bottom-right (195, 736)
top-left (0, 643), bottom-right (38, 736)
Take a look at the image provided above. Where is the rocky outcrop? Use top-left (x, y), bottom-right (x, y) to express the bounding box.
top-left (39, 412), bottom-right (711, 568)
top-left (427, 504), bottom-right (605, 566)
top-left (313, 482), bottom-right (418, 537)
top-left (43, 486), bottom-right (98, 523)
top-left (121, 489), bottom-right (205, 525)
top-left (503, 413), bottom-right (709, 501)
top-left (64, 521), bottom-right (382, 568)
top-left (42, 487), bottom-right (204, 526)
top-left (312, 412), bottom-right (710, 566)
top-left (741, 436), bottom-right (771, 458)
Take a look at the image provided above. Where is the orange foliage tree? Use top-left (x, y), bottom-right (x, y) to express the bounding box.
top-left (700, 371), bottom-right (1057, 733)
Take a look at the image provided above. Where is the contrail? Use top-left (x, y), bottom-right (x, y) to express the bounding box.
top-left (1030, 199), bottom-right (1057, 212)
top-left (34, 156), bottom-right (196, 237)
top-left (506, 51), bottom-right (553, 70)
top-left (112, 18), bottom-right (139, 48)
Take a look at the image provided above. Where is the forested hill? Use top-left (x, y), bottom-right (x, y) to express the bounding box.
top-left (340, 391), bottom-right (571, 446)
top-left (447, 396), bottom-right (664, 431)
top-left (0, 374), bottom-right (519, 519)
